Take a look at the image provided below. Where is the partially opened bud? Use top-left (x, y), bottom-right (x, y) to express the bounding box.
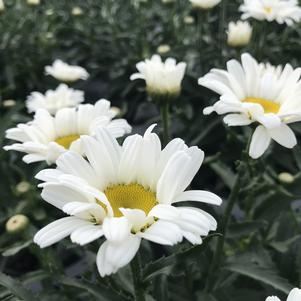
top-left (227, 21), bottom-right (252, 47)
top-left (130, 55), bottom-right (186, 100)
top-left (6, 215), bottom-right (29, 233)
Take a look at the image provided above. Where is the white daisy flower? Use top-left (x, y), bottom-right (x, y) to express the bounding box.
top-left (4, 99), bottom-right (131, 164)
top-left (189, 0), bottom-right (221, 10)
top-left (130, 55), bottom-right (186, 98)
top-left (26, 84), bottom-right (84, 115)
top-left (266, 288), bottom-right (301, 301)
top-left (240, 0), bottom-right (301, 26)
top-left (199, 53), bottom-right (301, 159)
top-left (0, 0), bottom-right (5, 12)
top-left (227, 21), bottom-right (252, 47)
top-left (33, 125), bottom-right (222, 277)
top-left (45, 60), bottom-right (89, 82)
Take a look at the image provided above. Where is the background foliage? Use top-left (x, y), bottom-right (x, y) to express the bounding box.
top-left (1, 0), bottom-right (301, 300)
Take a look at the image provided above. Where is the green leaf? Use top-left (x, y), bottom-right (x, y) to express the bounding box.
top-left (224, 253), bottom-right (294, 294)
top-left (210, 162), bottom-right (235, 189)
top-left (2, 240), bottom-right (32, 257)
top-left (228, 221), bottom-right (267, 239)
top-left (269, 235), bottom-right (301, 253)
top-left (143, 234), bottom-right (219, 281)
top-left (58, 276), bottom-right (126, 301)
top-left (0, 272), bottom-right (39, 301)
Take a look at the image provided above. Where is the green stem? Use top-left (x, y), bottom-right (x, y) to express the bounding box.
top-left (131, 253), bottom-right (146, 301)
top-left (160, 101), bottom-right (170, 146)
top-left (219, 0), bottom-right (227, 59)
top-left (197, 11), bottom-right (204, 73)
top-left (205, 163), bottom-right (243, 292)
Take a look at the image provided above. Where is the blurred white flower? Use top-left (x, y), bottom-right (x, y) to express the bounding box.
top-left (27, 0), bottom-right (40, 5)
top-left (157, 44), bottom-right (171, 54)
top-left (240, 0), bottom-right (301, 26)
top-left (6, 215), bottom-right (29, 233)
top-left (162, 0), bottom-right (175, 3)
top-left (0, 0), bottom-right (5, 12)
top-left (278, 172), bottom-right (295, 184)
top-left (199, 53), bottom-right (301, 159)
top-left (45, 60), bottom-right (89, 82)
top-left (45, 9), bottom-right (54, 16)
top-left (2, 99), bottom-right (16, 108)
top-left (5, 100), bottom-right (131, 164)
top-left (184, 15), bottom-right (195, 24)
top-left (72, 7), bottom-right (83, 16)
top-left (189, 0), bottom-right (221, 10)
top-left (266, 288), bottom-right (301, 301)
top-left (131, 55), bottom-right (186, 98)
top-left (227, 21), bottom-right (252, 47)
top-left (26, 84), bottom-right (84, 115)
top-left (33, 125), bottom-right (222, 277)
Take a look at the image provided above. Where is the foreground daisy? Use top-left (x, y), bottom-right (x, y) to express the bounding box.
top-left (26, 84), bottom-right (84, 115)
top-left (199, 53), bottom-right (301, 159)
top-left (189, 0), bottom-right (221, 10)
top-left (227, 21), bottom-right (252, 47)
top-left (130, 55), bottom-right (186, 99)
top-left (4, 100), bottom-right (131, 164)
top-left (45, 59), bottom-right (89, 82)
top-left (33, 125), bottom-right (222, 277)
top-left (266, 288), bottom-right (301, 301)
top-left (240, 0), bottom-right (301, 26)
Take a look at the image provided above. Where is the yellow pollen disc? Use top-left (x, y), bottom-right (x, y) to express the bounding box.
top-left (264, 6), bottom-right (272, 13)
top-left (55, 134), bottom-right (80, 149)
top-left (104, 183), bottom-right (158, 217)
top-left (243, 97), bottom-right (280, 114)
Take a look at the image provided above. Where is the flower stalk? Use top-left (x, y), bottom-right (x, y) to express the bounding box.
top-left (160, 101), bottom-right (170, 145)
top-left (131, 253), bottom-right (146, 301)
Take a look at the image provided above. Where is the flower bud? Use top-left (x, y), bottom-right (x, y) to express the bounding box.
top-left (6, 215), bottom-right (29, 233)
top-left (189, 0), bottom-right (221, 10)
top-left (72, 7), bottom-right (83, 16)
top-left (278, 172), bottom-right (295, 184)
top-left (27, 0), bottom-right (40, 5)
top-left (157, 44), bottom-right (171, 54)
top-left (16, 181), bottom-right (31, 194)
top-left (2, 99), bottom-right (16, 107)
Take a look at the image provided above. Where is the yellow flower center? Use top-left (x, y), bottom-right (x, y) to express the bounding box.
top-left (55, 134), bottom-right (80, 149)
top-left (104, 183), bottom-right (158, 217)
top-left (264, 6), bottom-right (272, 14)
top-left (243, 97), bottom-right (280, 114)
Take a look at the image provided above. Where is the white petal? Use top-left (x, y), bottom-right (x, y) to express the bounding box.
top-left (287, 288), bottom-right (301, 301)
top-left (103, 217), bottom-right (131, 242)
top-left (96, 235), bottom-right (141, 277)
top-left (34, 217), bottom-right (89, 248)
top-left (138, 220), bottom-right (183, 245)
top-left (173, 190), bottom-right (222, 206)
top-left (269, 124), bottom-right (297, 148)
top-left (223, 114), bottom-right (252, 126)
top-left (70, 225), bottom-right (103, 245)
top-left (148, 204), bottom-right (180, 220)
top-left (249, 125), bottom-right (271, 159)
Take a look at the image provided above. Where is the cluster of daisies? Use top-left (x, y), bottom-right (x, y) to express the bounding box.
top-left (185, 0), bottom-right (301, 48)
top-left (4, 59), bottom-right (222, 277)
top-left (3, 1), bottom-right (301, 298)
